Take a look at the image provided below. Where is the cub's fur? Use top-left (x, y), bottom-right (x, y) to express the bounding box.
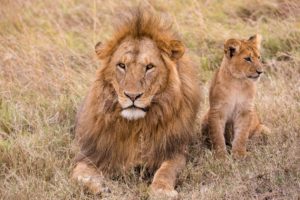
top-left (202, 34), bottom-right (270, 158)
top-left (72, 5), bottom-right (201, 198)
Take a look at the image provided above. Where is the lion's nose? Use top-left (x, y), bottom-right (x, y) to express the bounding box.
top-left (124, 92), bottom-right (143, 102)
top-left (256, 69), bottom-right (263, 74)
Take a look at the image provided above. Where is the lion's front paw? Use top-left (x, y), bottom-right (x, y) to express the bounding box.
top-left (77, 175), bottom-right (111, 195)
top-left (150, 182), bottom-right (179, 200)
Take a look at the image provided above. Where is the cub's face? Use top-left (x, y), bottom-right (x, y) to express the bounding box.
top-left (104, 37), bottom-right (172, 120)
top-left (224, 34), bottom-right (264, 81)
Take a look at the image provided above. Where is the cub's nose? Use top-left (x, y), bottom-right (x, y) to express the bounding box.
top-left (124, 92), bottom-right (143, 102)
top-left (256, 69), bottom-right (263, 74)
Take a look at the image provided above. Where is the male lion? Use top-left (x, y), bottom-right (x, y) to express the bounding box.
top-left (202, 34), bottom-right (270, 158)
top-left (72, 5), bottom-right (201, 199)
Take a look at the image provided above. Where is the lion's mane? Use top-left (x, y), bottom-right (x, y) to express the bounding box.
top-left (74, 5), bottom-right (201, 176)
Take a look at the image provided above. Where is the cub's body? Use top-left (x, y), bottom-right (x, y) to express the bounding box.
top-left (203, 35), bottom-right (270, 158)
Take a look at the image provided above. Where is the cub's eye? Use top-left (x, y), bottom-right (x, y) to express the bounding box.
top-left (258, 56), bottom-right (261, 60)
top-left (244, 57), bottom-right (252, 62)
top-left (117, 63), bottom-right (126, 70)
top-left (145, 63), bottom-right (154, 71)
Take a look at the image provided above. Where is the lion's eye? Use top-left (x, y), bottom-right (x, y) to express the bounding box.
top-left (244, 57), bottom-right (252, 62)
top-left (145, 64), bottom-right (154, 72)
top-left (258, 56), bottom-right (261, 60)
top-left (117, 63), bottom-right (126, 70)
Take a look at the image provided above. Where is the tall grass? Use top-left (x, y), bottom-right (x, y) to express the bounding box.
top-left (0, 0), bottom-right (299, 199)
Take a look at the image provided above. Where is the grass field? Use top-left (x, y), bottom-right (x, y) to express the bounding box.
top-left (0, 0), bottom-right (299, 199)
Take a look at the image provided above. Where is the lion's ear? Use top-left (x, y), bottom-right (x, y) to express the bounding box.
top-left (224, 39), bottom-right (241, 59)
top-left (169, 40), bottom-right (185, 60)
top-left (95, 41), bottom-right (105, 59)
top-left (248, 34), bottom-right (262, 50)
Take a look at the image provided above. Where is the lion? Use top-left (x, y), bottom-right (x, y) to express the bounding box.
top-left (201, 34), bottom-right (270, 158)
top-left (71, 5), bottom-right (201, 199)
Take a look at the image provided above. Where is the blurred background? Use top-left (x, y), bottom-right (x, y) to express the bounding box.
top-left (0, 0), bottom-right (299, 199)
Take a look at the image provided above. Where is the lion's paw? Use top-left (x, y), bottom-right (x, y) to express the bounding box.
top-left (149, 188), bottom-right (179, 200)
top-left (150, 183), bottom-right (179, 200)
top-left (77, 175), bottom-right (111, 195)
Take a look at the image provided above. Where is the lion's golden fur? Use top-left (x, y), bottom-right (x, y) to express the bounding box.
top-left (73, 5), bottom-right (201, 178)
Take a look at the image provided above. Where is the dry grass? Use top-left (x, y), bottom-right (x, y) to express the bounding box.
top-left (0, 0), bottom-right (299, 199)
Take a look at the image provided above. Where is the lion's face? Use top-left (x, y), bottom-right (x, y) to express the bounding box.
top-left (108, 37), bottom-right (169, 120)
top-left (224, 35), bottom-right (263, 81)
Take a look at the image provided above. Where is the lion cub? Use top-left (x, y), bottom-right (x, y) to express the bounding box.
top-left (202, 34), bottom-right (270, 158)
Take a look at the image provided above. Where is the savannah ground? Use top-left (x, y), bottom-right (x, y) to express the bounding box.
top-left (0, 0), bottom-right (299, 199)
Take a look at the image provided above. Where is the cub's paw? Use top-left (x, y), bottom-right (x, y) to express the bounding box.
top-left (77, 175), bottom-right (111, 195)
top-left (213, 149), bottom-right (227, 159)
top-left (232, 150), bottom-right (249, 159)
top-left (150, 182), bottom-right (179, 200)
top-left (252, 124), bottom-right (272, 138)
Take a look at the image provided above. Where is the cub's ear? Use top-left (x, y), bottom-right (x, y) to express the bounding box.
top-left (248, 34), bottom-right (262, 50)
top-left (224, 39), bottom-right (241, 59)
top-left (169, 40), bottom-right (185, 60)
top-left (95, 41), bottom-right (105, 59)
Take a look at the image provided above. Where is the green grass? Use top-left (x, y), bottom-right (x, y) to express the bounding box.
top-left (0, 0), bottom-right (299, 199)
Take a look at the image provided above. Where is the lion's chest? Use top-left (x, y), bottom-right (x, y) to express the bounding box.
top-left (118, 126), bottom-right (154, 167)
